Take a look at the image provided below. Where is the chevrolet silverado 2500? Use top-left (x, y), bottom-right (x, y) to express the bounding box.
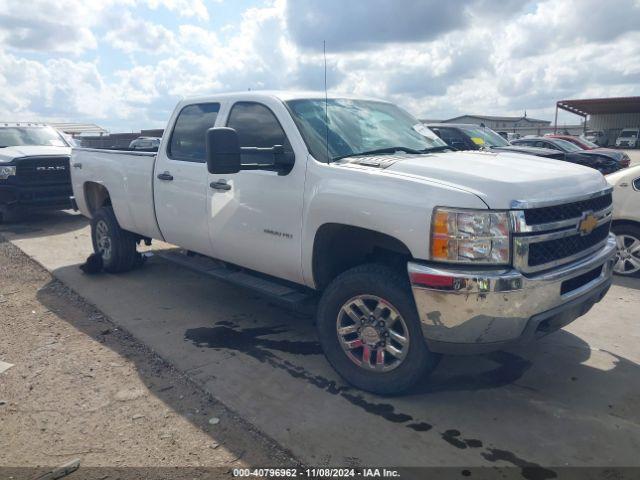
top-left (71, 92), bottom-right (616, 394)
top-left (0, 123), bottom-right (72, 222)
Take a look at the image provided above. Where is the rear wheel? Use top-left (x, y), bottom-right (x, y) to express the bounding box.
top-left (90, 207), bottom-right (139, 273)
top-left (316, 263), bottom-right (440, 395)
top-left (612, 224), bottom-right (640, 277)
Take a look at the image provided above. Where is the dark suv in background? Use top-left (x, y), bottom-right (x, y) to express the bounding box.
top-left (426, 123), bottom-right (565, 160)
top-left (0, 123), bottom-right (72, 222)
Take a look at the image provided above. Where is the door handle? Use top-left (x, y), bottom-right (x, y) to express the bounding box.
top-left (210, 180), bottom-right (231, 191)
top-left (157, 171), bottom-right (174, 181)
top-left (72, 163), bottom-right (82, 169)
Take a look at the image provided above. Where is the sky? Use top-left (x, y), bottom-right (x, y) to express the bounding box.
top-left (0, 0), bottom-right (639, 132)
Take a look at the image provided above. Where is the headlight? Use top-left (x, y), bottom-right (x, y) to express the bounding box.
top-left (0, 165), bottom-right (16, 180)
top-left (431, 207), bottom-right (510, 264)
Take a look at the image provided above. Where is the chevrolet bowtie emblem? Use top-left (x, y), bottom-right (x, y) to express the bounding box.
top-left (578, 212), bottom-right (598, 236)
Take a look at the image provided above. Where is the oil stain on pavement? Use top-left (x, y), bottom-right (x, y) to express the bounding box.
top-left (185, 321), bottom-right (556, 480)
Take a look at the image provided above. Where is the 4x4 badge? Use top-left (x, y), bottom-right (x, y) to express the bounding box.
top-left (578, 211), bottom-right (598, 236)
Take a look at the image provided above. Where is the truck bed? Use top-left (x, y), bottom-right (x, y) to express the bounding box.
top-left (70, 148), bottom-right (163, 240)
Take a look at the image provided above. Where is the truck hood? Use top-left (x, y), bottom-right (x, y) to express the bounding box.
top-left (382, 150), bottom-right (608, 209)
top-left (0, 145), bottom-right (71, 163)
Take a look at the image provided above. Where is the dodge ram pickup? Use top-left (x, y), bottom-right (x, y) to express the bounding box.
top-left (71, 92), bottom-right (617, 394)
top-left (0, 123), bottom-right (72, 222)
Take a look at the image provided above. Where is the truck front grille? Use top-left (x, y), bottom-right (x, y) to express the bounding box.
top-left (512, 189), bottom-right (613, 274)
top-left (15, 156), bottom-right (71, 186)
top-left (523, 193), bottom-right (612, 226)
top-left (528, 222), bottom-right (611, 267)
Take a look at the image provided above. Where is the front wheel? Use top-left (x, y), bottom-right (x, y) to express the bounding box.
top-left (316, 264), bottom-right (440, 395)
top-left (612, 224), bottom-right (640, 277)
top-left (90, 207), bottom-right (139, 273)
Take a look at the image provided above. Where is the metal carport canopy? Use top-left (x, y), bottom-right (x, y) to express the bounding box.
top-left (557, 96), bottom-right (640, 117)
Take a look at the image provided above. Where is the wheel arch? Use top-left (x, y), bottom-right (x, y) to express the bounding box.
top-left (611, 219), bottom-right (640, 230)
top-left (83, 182), bottom-right (112, 216)
top-left (311, 223), bottom-right (413, 291)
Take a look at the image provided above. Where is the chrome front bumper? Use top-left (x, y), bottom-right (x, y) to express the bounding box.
top-left (408, 235), bottom-right (616, 354)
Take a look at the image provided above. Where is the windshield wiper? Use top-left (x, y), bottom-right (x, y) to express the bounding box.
top-left (333, 146), bottom-right (433, 162)
top-left (332, 144), bottom-right (455, 162)
top-left (421, 145), bottom-right (455, 153)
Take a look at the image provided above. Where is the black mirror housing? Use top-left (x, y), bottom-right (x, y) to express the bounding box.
top-left (206, 128), bottom-right (241, 174)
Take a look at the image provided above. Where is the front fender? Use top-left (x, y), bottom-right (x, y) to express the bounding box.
top-left (300, 160), bottom-right (487, 288)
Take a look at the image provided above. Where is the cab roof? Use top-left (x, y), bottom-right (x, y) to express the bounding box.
top-left (181, 90), bottom-right (389, 104)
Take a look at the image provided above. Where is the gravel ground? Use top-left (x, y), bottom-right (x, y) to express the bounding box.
top-left (0, 234), bottom-right (296, 477)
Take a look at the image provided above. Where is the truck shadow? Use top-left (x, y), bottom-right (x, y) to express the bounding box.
top-left (182, 315), bottom-right (639, 422)
top-left (0, 209), bottom-right (87, 238)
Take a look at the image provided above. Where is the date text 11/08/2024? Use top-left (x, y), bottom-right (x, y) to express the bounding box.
top-left (232, 468), bottom-right (400, 478)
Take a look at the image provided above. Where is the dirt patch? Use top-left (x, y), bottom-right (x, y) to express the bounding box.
top-left (0, 235), bottom-right (296, 473)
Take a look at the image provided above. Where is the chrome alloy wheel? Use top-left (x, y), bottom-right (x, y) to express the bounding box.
top-left (336, 295), bottom-right (410, 372)
top-left (614, 234), bottom-right (640, 275)
top-left (95, 219), bottom-right (113, 262)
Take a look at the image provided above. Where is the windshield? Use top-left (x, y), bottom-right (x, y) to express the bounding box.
top-left (457, 125), bottom-right (510, 147)
top-left (576, 137), bottom-right (598, 148)
top-left (285, 99), bottom-right (447, 162)
top-left (620, 130), bottom-right (637, 138)
top-left (0, 126), bottom-right (68, 147)
top-left (552, 138), bottom-right (582, 152)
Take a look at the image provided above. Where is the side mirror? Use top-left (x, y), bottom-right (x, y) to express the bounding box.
top-left (206, 127), bottom-right (241, 174)
top-left (272, 145), bottom-right (295, 173)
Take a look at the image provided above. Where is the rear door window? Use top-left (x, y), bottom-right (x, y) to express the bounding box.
top-left (169, 103), bottom-right (221, 162)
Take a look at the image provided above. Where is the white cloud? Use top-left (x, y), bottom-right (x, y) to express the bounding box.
top-left (0, 0), bottom-right (110, 54)
top-left (0, 0), bottom-right (639, 131)
top-left (144, 0), bottom-right (211, 21)
top-left (105, 12), bottom-right (177, 54)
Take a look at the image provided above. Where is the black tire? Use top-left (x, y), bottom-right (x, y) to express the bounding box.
top-left (316, 263), bottom-right (441, 395)
top-left (612, 224), bottom-right (640, 277)
top-left (90, 206), bottom-right (139, 273)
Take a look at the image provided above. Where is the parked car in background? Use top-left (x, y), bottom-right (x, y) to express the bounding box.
top-left (496, 131), bottom-right (521, 142)
top-left (615, 128), bottom-right (639, 149)
top-left (584, 130), bottom-right (608, 147)
top-left (606, 166), bottom-right (640, 276)
top-left (426, 123), bottom-right (565, 160)
top-left (546, 134), bottom-right (631, 167)
top-left (547, 134), bottom-right (599, 150)
top-left (0, 123), bottom-right (72, 222)
top-left (129, 136), bottom-right (161, 150)
top-left (60, 132), bottom-right (79, 147)
top-left (511, 136), bottom-right (628, 174)
top-left (71, 91), bottom-right (615, 394)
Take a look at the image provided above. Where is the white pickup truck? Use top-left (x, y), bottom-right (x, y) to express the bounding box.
top-left (71, 91), bottom-right (616, 394)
